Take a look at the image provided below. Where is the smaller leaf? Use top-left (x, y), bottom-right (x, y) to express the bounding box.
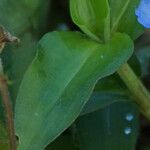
top-left (70, 0), bottom-right (109, 41)
top-left (109, 0), bottom-right (144, 39)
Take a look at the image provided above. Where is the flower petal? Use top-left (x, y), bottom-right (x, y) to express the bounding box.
top-left (135, 0), bottom-right (150, 28)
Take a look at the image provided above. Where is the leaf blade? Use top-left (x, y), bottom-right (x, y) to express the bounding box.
top-left (109, 0), bottom-right (144, 39)
top-left (74, 101), bottom-right (139, 150)
top-left (70, 0), bottom-right (109, 41)
top-left (15, 31), bottom-right (133, 150)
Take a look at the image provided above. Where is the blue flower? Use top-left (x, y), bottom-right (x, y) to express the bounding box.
top-left (135, 0), bottom-right (150, 28)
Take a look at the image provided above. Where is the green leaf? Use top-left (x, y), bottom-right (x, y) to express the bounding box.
top-left (0, 0), bottom-right (30, 34)
top-left (81, 55), bottom-right (141, 115)
top-left (81, 91), bottom-right (129, 115)
top-left (46, 131), bottom-right (78, 150)
top-left (109, 0), bottom-right (144, 39)
top-left (0, 0), bottom-right (49, 36)
top-left (70, 0), bottom-right (109, 41)
top-left (15, 31), bottom-right (133, 150)
top-left (74, 101), bottom-right (139, 150)
top-left (19, 0), bottom-right (50, 33)
top-left (80, 73), bottom-right (128, 115)
top-left (70, 0), bottom-right (144, 40)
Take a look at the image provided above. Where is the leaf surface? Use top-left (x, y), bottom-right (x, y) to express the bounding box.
top-left (75, 101), bottom-right (139, 150)
top-left (70, 0), bottom-right (109, 41)
top-left (15, 31), bottom-right (133, 150)
top-left (109, 0), bottom-right (144, 39)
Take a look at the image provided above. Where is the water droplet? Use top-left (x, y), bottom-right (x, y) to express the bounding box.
top-left (100, 55), bottom-right (104, 59)
top-left (125, 113), bottom-right (134, 121)
top-left (124, 127), bottom-right (132, 135)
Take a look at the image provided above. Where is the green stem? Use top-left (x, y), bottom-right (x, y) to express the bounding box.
top-left (117, 63), bottom-right (150, 120)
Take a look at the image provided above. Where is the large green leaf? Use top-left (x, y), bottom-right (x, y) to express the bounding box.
top-left (15, 31), bottom-right (133, 150)
top-left (46, 101), bottom-right (139, 150)
top-left (81, 55), bottom-right (141, 115)
top-left (74, 101), bottom-right (139, 150)
top-left (70, 0), bottom-right (109, 41)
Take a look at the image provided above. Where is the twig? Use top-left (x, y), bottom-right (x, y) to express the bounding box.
top-left (0, 60), bottom-right (17, 150)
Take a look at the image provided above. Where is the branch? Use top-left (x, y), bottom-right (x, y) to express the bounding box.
top-left (0, 60), bottom-right (17, 150)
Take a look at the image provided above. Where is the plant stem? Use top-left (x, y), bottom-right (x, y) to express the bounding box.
top-left (118, 63), bottom-right (150, 120)
top-left (0, 60), bottom-right (17, 150)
